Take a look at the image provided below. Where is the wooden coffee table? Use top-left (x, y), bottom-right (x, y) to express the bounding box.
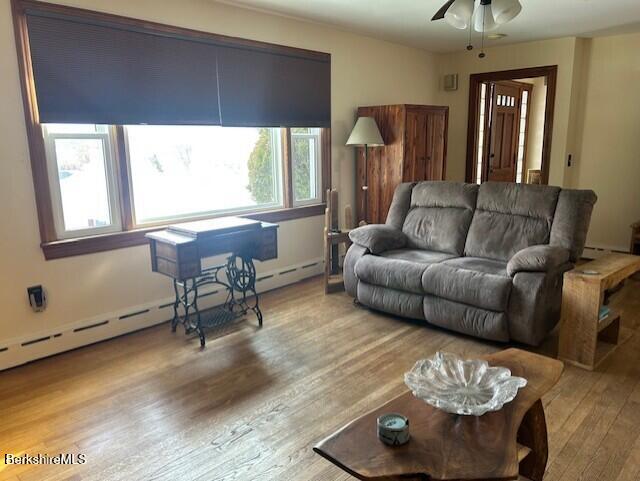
top-left (314, 348), bottom-right (563, 481)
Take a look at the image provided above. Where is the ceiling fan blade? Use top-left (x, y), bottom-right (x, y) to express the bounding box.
top-left (431, 0), bottom-right (456, 21)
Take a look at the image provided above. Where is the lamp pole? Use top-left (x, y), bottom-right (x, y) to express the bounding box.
top-left (362, 144), bottom-right (369, 224)
top-left (346, 116), bottom-right (384, 225)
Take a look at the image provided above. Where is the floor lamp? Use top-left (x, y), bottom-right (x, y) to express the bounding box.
top-left (346, 117), bottom-right (384, 224)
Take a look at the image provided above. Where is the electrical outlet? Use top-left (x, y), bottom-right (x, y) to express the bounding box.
top-left (27, 285), bottom-right (46, 312)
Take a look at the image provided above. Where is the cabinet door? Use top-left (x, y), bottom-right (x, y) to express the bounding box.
top-left (404, 110), bottom-right (428, 182)
top-left (404, 107), bottom-right (448, 182)
top-left (357, 105), bottom-right (405, 224)
top-left (425, 109), bottom-right (447, 181)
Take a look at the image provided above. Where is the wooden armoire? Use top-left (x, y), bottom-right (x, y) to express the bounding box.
top-left (355, 104), bottom-right (448, 224)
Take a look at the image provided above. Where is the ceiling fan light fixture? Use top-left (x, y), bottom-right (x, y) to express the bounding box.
top-left (491, 0), bottom-right (522, 24)
top-left (444, 0), bottom-right (475, 30)
top-left (473, 3), bottom-right (499, 33)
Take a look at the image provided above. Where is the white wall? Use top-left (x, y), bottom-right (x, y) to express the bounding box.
top-left (0, 0), bottom-right (439, 357)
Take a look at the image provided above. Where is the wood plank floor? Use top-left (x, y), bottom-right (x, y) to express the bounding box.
top-left (0, 276), bottom-right (639, 481)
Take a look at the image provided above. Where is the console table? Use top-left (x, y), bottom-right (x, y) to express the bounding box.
top-left (146, 217), bottom-right (278, 347)
top-left (558, 253), bottom-right (640, 370)
top-left (314, 349), bottom-right (563, 481)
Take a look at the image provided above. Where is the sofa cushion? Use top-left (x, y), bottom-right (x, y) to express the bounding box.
top-left (385, 182), bottom-right (416, 230)
top-left (401, 182), bottom-right (478, 255)
top-left (422, 262), bottom-right (512, 312)
top-left (423, 295), bottom-right (510, 342)
top-left (349, 224), bottom-right (407, 254)
top-left (465, 182), bottom-right (561, 261)
top-left (550, 189), bottom-right (597, 262)
top-left (358, 282), bottom-right (425, 320)
top-left (355, 250), bottom-right (454, 294)
top-left (381, 249), bottom-right (456, 264)
top-left (441, 257), bottom-right (508, 277)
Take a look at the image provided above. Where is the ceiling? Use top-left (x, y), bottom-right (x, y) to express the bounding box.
top-left (216, 0), bottom-right (640, 53)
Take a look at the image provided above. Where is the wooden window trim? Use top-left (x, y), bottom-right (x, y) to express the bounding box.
top-left (12, 0), bottom-right (329, 62)
top-left (114, 126), bottom-right (135, 231)
top-left (11, 0), bottom-right (332, 260)
top-left (41, 204), bottom-right (327, 260)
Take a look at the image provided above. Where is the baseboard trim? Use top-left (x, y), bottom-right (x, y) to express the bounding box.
top-left (0, 258), bottom-right (323, 371)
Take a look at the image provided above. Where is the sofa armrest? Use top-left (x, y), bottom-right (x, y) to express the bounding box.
top-left (507, 245), bottom-right (571, 277)
top-left (348, 224), bottom-right (407, 254)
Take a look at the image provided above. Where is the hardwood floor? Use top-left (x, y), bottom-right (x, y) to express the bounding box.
top-left (0, 276), bottom-right (639, 481)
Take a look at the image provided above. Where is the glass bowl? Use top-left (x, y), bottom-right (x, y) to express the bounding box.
top-left (404, 351), bottom-right (527, 416)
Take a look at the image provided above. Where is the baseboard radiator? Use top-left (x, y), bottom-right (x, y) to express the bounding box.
top-left (0, 258), bottom-right (323, 371)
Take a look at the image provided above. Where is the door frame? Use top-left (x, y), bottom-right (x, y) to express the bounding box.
top-left (465, 65), bottom-right (558, 184)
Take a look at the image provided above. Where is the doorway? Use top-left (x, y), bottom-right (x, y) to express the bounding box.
top-left (466, 66), bottom-right (557, 185)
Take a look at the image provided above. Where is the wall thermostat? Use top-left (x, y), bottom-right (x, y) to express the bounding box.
top-left (444, 73), bottom-right (458, 91)
top-left (27, 285), bottom-right (47, 312)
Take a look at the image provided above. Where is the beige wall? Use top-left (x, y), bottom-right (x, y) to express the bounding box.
top-left (569, 33), bottom-right (640, 250)
top-left (435, 37), bottom-right (580, 186)
top-left (435, 35), bottom-right (637, 250)
top-left (0, 0), bottom-right (439, 343)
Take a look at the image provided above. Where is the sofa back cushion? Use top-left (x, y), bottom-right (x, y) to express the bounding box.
top-left (385, 182), bottom-right (416, 230)
top-left (550, 189), bottom-right (597, 262)
top-left (464, 182), bottom-right (561, 261)
top-left (401, 182), bottom-right (479, 255)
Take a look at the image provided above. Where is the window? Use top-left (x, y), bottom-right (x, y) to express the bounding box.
top-left (43, 124), bottom-right (121, 238)
top-left (476, 83), bottom-right (488, 184)
top-left (125, 126), bottom-right (282, 224)
top-left (291, 128), bottom-right (322, 205)
top-left (515, 90), bottom-right (529, 183)
top-left (15, 0), bottom-right (331, 258)
top-left (41, 124), bottom-right (325, 242)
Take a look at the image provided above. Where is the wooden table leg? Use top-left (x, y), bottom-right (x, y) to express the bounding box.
top-left (517, 399), bottom-right (548, 481)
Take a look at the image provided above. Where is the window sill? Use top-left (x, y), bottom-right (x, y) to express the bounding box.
top-left (41, 203), bottom-right (326, 260)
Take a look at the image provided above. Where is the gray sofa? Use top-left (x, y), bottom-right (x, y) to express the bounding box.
top-left (344, 181), bottom-right (597, 346)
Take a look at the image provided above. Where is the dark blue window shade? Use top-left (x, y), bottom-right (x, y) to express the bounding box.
top-left (217, 45), bottom-right (331, 128)
top-left (25, 11), bottom-right (221, 125)
top-left (24, 7), bottom-right (331, 127)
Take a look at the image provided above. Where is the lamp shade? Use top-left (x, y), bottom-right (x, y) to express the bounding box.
top-left (473, 3), bottom-right (499, 32)
top-left (491, 0), bottom-right (522, 24)
top-left (444, 0), bottom-right (475, 30)
top-left (346, 117), bottom-right (384, 146)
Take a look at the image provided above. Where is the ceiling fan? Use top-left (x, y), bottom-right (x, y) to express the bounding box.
top-left (431, 0), bottom-right (522, 57)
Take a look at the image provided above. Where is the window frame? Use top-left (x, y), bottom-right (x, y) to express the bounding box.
top-left (11, 0), bottom-right (331, 260)
top-left (42, 125), bottom-right (123, 239)
top-left (35, 124), bottom-right (329, 259)
top-left (290, 128), bottom-right (323, 207)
